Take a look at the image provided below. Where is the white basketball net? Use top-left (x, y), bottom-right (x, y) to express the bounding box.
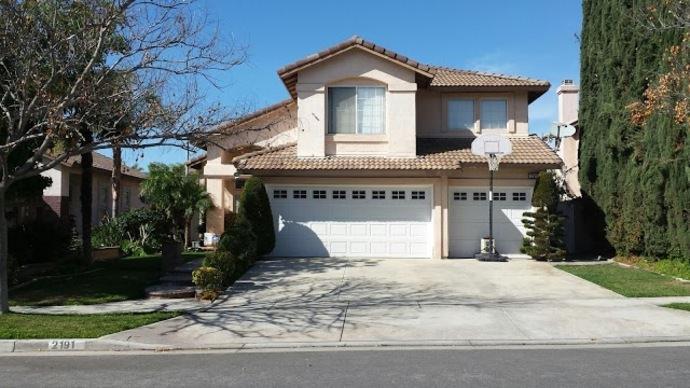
top-left (487, 154), bottom-right (502, 171)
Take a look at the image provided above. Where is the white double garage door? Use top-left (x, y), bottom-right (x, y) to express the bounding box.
top-left (267, 185), bottom-right (532, 258)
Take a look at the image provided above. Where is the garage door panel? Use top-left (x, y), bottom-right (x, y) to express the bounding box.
top-left (269, 185), bottom-right (432, 258)
top-left (449, 186), bottom-right (532, 257)
top-left (350, 224), bottom-right (368, 236)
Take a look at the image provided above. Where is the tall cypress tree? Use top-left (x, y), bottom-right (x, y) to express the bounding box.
top-left (579, 0), bottom-right (689, 261)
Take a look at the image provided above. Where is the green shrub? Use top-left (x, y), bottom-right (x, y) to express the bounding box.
top-left (7, 254), bottom-right (19, 287)
top-left (192, 266), bottom-right (223, 291)
top-left (120, 239), bottom-right (147, 257)
top-left (92, 208), bottom-right (165, 254)
top-left (8, 219), bottom-right (76, 265)
top-left (521, 171), bottom-right (566, 261)
top-left (219, 214), bottom-right (257, 263)
top-left (203, 251), bottom-right (237, 286)
top-left (237, 177), bottom-right (274, 256)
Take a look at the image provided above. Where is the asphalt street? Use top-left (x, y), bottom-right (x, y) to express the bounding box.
top-left (2, 345), bottom-right (690, 387)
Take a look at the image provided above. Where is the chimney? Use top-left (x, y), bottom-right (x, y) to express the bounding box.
top-left (557, 80), bottom-right (579, 124)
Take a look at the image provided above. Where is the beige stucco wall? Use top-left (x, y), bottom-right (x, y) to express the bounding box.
top-left (416, 89), bottom-right (530, 138)
top-left (42, 165), bottom-right (70, 197)
top-left (559, 132), bottom-right (581, 197)
top-left (295, 48), bottom-right (417, 158)
top-left (61, 167), bottom-right (145, 233)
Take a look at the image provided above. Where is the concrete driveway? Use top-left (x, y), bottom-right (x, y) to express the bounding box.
top-left (106, 258), bottom-right (690, 347)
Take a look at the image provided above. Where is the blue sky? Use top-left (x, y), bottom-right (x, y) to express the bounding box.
top-left (112, 0), bottom-right (582, 169)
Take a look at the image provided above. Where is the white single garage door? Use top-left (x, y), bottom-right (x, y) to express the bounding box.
top-left (267, 185), bottom-right (432, 258)
top-left (448, 186), bottom-right (533, 258)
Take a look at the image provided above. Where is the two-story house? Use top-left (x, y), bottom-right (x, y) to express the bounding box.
top-left (199, 37), bottom-right (561, 259)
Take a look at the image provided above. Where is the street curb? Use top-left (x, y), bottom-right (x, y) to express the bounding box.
top-left (5, 336), bottom-right (690, 354)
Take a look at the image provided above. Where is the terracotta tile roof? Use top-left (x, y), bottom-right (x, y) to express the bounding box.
top-left (277, 36), bottom-right (550, 100)
top-left (234, 137), bottom-right (561, 171)
top-left (430, 67), bottom-right (550, 87)
top-left (63, 152), bottom-right (147, 179)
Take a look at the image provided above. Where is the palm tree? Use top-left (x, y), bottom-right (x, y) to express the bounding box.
top-left (140, 163), bottom-right (211, 270)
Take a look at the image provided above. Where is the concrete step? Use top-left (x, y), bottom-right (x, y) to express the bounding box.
top-left (145, 284), bottom-right (197, 299)
top-left (159, 273), bottom-right (193, 284)
top-left (172, 259), bottom-right (204, 273)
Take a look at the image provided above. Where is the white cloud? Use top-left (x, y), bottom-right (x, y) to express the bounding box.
top-left (463, 52), bottom-right (518, 75)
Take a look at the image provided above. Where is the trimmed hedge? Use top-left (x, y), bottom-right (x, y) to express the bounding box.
top-left (579, 0), bottom-right (689, 260)
top-left (237, 177), bottom-right (275, 256)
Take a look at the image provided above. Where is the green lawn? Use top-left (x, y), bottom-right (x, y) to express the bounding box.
top-left (10, 253), bottom-right (205, 306)
top-left (0, 312), bottom-right (181, 339)
top-left (556, 264), bottom-right (690, 297)
top-left (665, 303), bottom-right (690, 312)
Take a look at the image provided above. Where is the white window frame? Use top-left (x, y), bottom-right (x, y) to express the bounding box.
top-left (479, 98), bottom-right (508, 130)
top-left (327, 86), bottom-right (386, 135)
top-left (446, 98), bottom-right (475, 131)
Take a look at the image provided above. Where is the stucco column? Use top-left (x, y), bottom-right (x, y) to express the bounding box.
top-left (432, 177), bottom-right (443, 260)
top-left (206, 178), bottom-right (225, 235)
top-left (441, 175), bottom-right (449, 259)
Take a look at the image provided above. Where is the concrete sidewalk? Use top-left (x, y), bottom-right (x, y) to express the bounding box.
top-left (101, 258), bottom-right (690, 348)
top-left (11, 298), bottom-right (206, 315)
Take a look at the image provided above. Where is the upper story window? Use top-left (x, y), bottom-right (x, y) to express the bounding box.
top-left (328, 86), bottom-right (385, 134)
top-left (447, 99), bottom-right (475, 130)
top-left (480, 99), bottom-right (508, 130)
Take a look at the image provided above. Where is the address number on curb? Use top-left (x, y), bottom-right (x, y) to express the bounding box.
top-left (47, 340), bottom-right (85, 350)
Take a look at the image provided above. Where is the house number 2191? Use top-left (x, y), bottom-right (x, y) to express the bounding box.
top-left (48, 340), bottom-right (77, 350)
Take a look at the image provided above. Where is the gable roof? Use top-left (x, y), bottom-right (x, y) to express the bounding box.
top-left (62, 152), bottom-right (147, 179)
top-left (233, 136), bottom-right (561, 172)
top-left (277, 36), bottom-right (550, 101)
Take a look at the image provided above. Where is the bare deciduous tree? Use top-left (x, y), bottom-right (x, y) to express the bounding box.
top-left (0, 0), bottom-right (249, 313)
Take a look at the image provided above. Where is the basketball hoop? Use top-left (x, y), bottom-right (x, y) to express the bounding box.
top-left (487, 153), bottom-right (502, 171)
top-left (471, 135), bottom-right (513, 262)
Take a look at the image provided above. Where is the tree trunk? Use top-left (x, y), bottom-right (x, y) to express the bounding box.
top-left (0, 186), bottom-right (9, 313)
top-left (80, 129), bottom-right (94, 265)
top-left (111, 144), bottom-right (121, 218)
top-left (184, 221), bottom-right (190, 249)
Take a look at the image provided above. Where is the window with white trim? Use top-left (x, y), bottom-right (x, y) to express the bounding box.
top-left (494, 192), bottom-right (507, 201)
top-left (473, 192), bottom-right (487, 201)
top-left (513, 192), bottom-right (527, 201)
top-left (352, 190), bottom-right (366, 199)
top-left (480, 99), bottom-right (508, 130)
top-left (328, 86), bottom-right (385, 134)
top-left (273, 189), bottom-right (287, 199)
top-left (293, 190), bottom-right (307, 199)
top-left (447, 99), bottom-right (475, 130)
top-left (313, 190), bottom-right (327, 199)
top-left (372, 190), bottom-right (386, 200)
top-left (411, 191), bottom-right (426, 200)
top-left (391, 190), bottom-right (406, 200)
top-left (453, 192), bottom-right (468, 201)
top-left (332, 190), bottom-right (346, 199)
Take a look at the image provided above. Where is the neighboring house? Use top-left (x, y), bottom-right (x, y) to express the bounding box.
top-left (41, 152), bottom-right (146, 231)
top-left (197, 36), bottom-right (562, 259)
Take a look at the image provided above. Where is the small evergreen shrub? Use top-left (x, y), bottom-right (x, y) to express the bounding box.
top-left (237, 177), bottom-right (275, 256)
top-left (219, 214), bottom-right (257, 263)
top-left (192, 266), bottom-right (223, 292)
top-left (203, 251), bottom-right (237, 287)
top-left (521, 171), bottom-right (566, 261)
